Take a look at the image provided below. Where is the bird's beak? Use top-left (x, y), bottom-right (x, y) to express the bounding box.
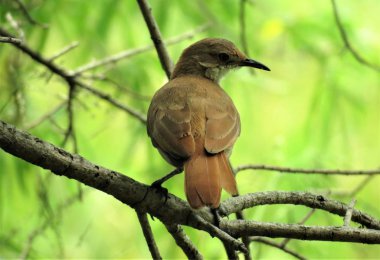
top-left (240, 58), bottom-right (270, 71)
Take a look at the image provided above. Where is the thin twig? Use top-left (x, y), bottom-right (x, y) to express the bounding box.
top-left (48, 41), bottom-right (79, 61)
top-left (331, 0), bottom-right (380, 72)
top-left (343, 199), bottom-right (357, 227)
top-left (61, 81), bottom-right (77, 152)
top-left (0, 36), bottom-right (22, 44)
top-left (239, 0), bottom-right (248, 54)
top-left (344, 175), bottom-right (374, 197)
top-left (19, 189), bottom-right (84, 259)
top-left (14, 0), bottom-right (48, 28)
top-left (76, 81), bottom-right (147, 124)
top-left (250, 237), bottom-right (307, 260)
top-left (318, 175), bottom-right (376, 198)
top-left (25, 101), bottom-right (67, 130)
top-left (239, 0), bottom-right (254, 76)
top-left (81, 74), bottom-right (151, 101)
top-left (136, 211), bottom-right (162, 259)
top-left (0, 27), bottom-right (147, 125)
top-left (165, 223), bottom-right (203, 260)
top-left (136, 0), bottom-right (173, 78)
top-left (70, 24), bottom-right (209, 76)
top-left (235, 164), bottom-right (380, 175)
top-left (6, 12), bottom-right (24, 40)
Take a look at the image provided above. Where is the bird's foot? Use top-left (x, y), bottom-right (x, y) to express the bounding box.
top-left (211, 208), bottom-right (221, 228)
top-left (150, 180), bottom-right (169, 205)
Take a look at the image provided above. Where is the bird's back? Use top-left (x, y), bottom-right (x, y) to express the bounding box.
top-left (147, 75), bottom-right (240, 165)
top-left (147, 76), bottom-right (240, 208)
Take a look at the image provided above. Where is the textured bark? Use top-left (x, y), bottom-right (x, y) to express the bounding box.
top-left (222, 220), bottom-right (380, 244)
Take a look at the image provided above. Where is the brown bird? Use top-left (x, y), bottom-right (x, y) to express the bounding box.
top-left (147, 38), bottom-right (269, 209)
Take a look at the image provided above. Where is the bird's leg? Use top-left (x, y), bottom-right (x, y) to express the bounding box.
top-left (151, 167), bottom-right (183, 188)
top-left (150, 167), bottom-right (184, 204)
top-left (131, 167), bottom-right (183, 209)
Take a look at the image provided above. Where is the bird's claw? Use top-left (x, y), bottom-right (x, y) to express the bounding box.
top-left (150, 181), bottom-right (169, 205)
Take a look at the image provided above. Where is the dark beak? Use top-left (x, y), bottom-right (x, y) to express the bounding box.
top-left (240, 58), bottom-right (270, 71)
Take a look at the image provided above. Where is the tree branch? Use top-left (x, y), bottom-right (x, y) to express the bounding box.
top-left (235, 164), bottom-right (380, 175)
top-left (331, 0), bottom-right (380, 72)
top-left (165, 223), bottom-right (203, 260)
top-left (1, 120), bottom-right (380, 249)
top-left (136, 211), bottom-right (162, 259)
top-left (136, 0), bottom-right (173, 78)
top-left (70, 24), bottom-right (208, 76)
top-left (223, 220), bottom-right (380, 244)
top-left (0, 36), bottom-right (22, 44)
top-left (343, 199), bottom-right (357, 227)
top-left (0, 27), bottom-right (147, 124)
top-left (14, 0), bottom-right (48, 28)
top-left (25, 100), bottom-right (67, 130)
top-left (219, 191), bottom-right (380, 230)
top-left (48, 41), bottom-right (79, 61)
top-left (75, 81), bottom-right (147, 124)
top-left (0, 119), bottom-right (244, 253)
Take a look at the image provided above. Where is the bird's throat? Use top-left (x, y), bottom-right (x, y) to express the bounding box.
top-left (204, 66), bottom-right (229, 82)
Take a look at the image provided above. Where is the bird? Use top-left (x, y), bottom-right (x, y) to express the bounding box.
top-left (147, 38), bottom-right (269, 209)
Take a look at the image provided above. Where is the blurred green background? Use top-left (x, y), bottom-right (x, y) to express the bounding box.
top-left (0, 0), bottom-right (379, 258)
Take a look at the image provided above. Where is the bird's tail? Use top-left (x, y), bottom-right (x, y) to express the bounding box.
top-left (184, 151), bottom-right (238, 209)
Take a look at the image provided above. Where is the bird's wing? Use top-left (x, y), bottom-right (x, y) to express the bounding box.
top-left (147, 86), bottom-right (195, 162)
top-left (204, 95), bottom-right (240, 154)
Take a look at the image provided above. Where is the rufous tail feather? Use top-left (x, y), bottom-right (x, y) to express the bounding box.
top-left (184, 151), bottom-right (237, 209)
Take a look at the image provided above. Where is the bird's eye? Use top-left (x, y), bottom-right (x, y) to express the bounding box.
top-left (218, 53), bottom-right (230, 62)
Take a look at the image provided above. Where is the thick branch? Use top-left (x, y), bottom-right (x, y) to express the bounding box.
top-left (219, 191), bottom-right (380, 230)
top-left (222, 220), bottom-right (380, 244)
top-left (235, 164), bottom-right (380, 175)
top-left (0, 120), bottom-right (247, 252)
top-left (1, 121), bottom-right (380, 247)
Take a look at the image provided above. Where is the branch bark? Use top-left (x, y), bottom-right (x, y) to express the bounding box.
top-left (219, 191), bottom-right (380, 230)
top-left (0, 36), bottom-right (22, 44)
top-left (0, 120), bottom-right (245, 253)
top-left (222, 220), bottom-right (380, 244)
top-left (235, 164), bottom-right (380, 175)
top-left (1, 119), bottom-right (380, 248)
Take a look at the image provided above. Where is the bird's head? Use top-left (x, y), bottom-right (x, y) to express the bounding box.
top-left (171, 38), bottom-right (270, 82)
